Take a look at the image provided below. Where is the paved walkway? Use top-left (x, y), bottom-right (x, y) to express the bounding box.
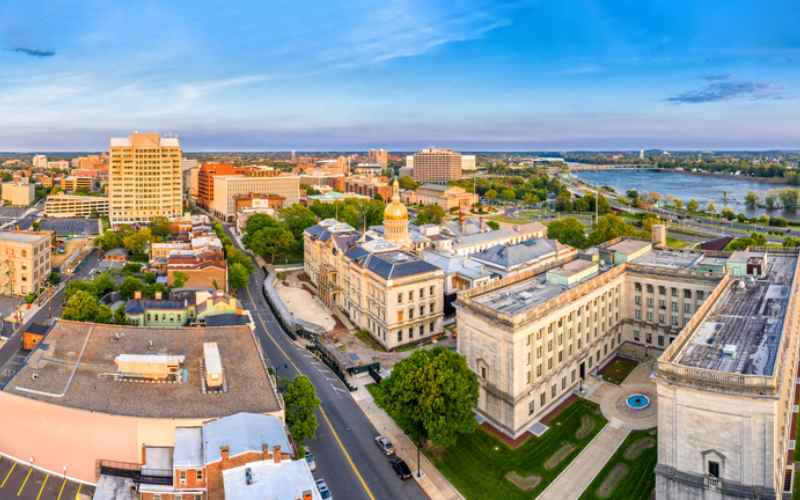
top-left (349, 375), bottom-right (464, 500)
top-left (537, 422), bottom-right (630, 500)
top-left (537, 361), bottom-right (658, 500)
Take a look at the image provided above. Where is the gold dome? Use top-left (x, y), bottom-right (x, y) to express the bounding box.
top-left (384, 200), bottom-right (408, 221)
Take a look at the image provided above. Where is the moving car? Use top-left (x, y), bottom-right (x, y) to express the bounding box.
top-left (374, 436), bottom-right (395, 455)
top-left (304, 448), bottom-right (316, 471)
top-left (390, 458), bottom-right (412, 480)
top-left (315, 478), bottom-right (332, 499)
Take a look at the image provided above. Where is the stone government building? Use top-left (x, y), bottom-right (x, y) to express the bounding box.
top-left (456, 227), bottom-right (800, 499)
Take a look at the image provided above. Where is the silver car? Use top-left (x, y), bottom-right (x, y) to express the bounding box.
top-left (304, 448), bottom-right (316, 471)
top-left (374, 435), bottom-right (395, 455)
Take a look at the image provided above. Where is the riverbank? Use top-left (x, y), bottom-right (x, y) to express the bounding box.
top-left (659, 169), bottom-right (790, 185)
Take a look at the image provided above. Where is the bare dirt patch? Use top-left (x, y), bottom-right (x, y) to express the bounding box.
top-left (545, 443), bottom-right (575, 469)
top-left (52, 238), bottom-right (89, 268)
top-left (576, 415), bottom-right (594, 439)
top-left (623, 437), bottom-right (655, 460)
top-left (597, 463), bottom-right (628, 498)
top-left (506, 471), bottom-right (541, 490)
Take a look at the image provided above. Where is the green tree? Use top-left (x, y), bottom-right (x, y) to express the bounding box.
top-left (687, 199), bottom-right (699, 212)
top-left (249, 226), bottom-right (295, 263)
top-left (374, 193), bottom-right (383, 202)
top-left (47, 272), bottom-right (61, 286)
top-left (280, 204), bottom-right (318, 241)
top-left (226, 246), bottom-right (255, 275)
top-left (415, 212), bottom-right (429, 225)
top-left (244, 213), bottom-right (281, 236)
top-left (673, 199), bottom-right (683, 210)
top-left (229, 262), bottom-right (250, 290)
top-left (372, 346), bottom-right (479, 448)
top-left (574, 198), bottom-right (588, 212)
top-left (398, 175), bottom-right (419, 190)
top-left (300, 183), bottom-right (321, 196)
top-left (62, 290), bottom-right (99, 322)
top-left (484, 190), bottom-right (497, 202)
top-left (148, 217), bottom-right (172, 238)
top-left (281, 375), bottom-right (320, 443)
top-left (485, 220), bottom-right (500, 230)
top-left (212, 279), bottom-right (220, 290)
top-left (63, 280), bottom-right (95, 302)
top-left (172, 271), bottom-right (189, 288)
top-left (92, 273), bottom-right (117, 298)
top-left (707, 202), bottom-right (716, 213)
top-left (597, 195), bottom-right (611, 214)
top-left (119, 276), bottom-right (144, 300)
top-left (590, 215), bottom-right (638, 245)
top-left (95, 304), bottom-right (114, 324)
top-left (547, 218), bottom-right (589, 249)
top-left (500, 189), bottom-right (516, 204)
top-left (144, 272), bottom-right (156, 285)
top-left (744, 191), bottom-right (759, 207)
top-left (114, 304), bottom-right (130, 325)
top-left (123, 228), bottom-right (152, 254)
top-left (419, 205), bottom-right (446, 225)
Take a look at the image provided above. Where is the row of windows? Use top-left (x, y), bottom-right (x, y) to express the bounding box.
top-left (633, 330), bottom-right (673, 347)
top-left (634, 309), bottom-right (686, 326)
top-left (397, 286), bottom-right (436, 303)
top-left (633, 282), bottom-right (706, 300)
top-left (397, 322), bottom-right (436, 342)
top-left (635, 297), bottom-right (693, 314)
top-left (525, 332), bottom-right (622, 385)
top-left (397, 303), bottom-right (435, 322)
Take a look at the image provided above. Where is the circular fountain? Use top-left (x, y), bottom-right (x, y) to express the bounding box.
top-left (626, 394), bottom-right (650, 410)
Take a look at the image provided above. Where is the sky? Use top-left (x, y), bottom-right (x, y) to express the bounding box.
top-left (1, 0), bottom-right (800, 151)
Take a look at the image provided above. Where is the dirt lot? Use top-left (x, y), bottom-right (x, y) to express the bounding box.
top-left (51, 238), bottom-right (90, 268)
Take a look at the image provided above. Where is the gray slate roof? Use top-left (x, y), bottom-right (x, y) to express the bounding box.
top-left (203, 412), bottom-right (290, 464)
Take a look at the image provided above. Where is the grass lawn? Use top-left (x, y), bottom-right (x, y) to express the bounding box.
top-left (577, 428), bottom-right (657, 500)
top-left (599, 359), bottom-right (638, 385)
top-left (489, 216), bottom-right (525, 224)
top-left (395, 344), bottom-right (418, 353)
top-left (794, 471), bottom-right (800, 500)
top-left (355, 330), bottom-right (386, 352)
top-left (425, 399), bottom-right (607, 499)
top-left (665, 237), bottom-right (690, 249)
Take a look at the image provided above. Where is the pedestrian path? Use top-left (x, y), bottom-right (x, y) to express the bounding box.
top-left (348, 375), bottom-right (464, 500)
top-left (537, 422), bottom-right (630, 500)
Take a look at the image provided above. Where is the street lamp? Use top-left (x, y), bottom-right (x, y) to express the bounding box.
top-left (274, 363), bottom-right (288, 377)
top-left (405, 429), bottom-right (424, 479)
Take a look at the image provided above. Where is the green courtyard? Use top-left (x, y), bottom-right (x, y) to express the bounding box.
top-left (424, 399), bottom-right (607, 499)
top-left (578, 428), bottom-right (657, 500)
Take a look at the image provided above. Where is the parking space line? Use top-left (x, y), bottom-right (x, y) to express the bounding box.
top-left (56, 479), bottom-right (66, 500)
top-left (75, 483), bottom-right (82, 498)
top-left (2, 462), bottom-right (16, 488)
top-left (18, 467), bottom-right (31, 496)
top-left (35, 474), bottom-right (48, 500)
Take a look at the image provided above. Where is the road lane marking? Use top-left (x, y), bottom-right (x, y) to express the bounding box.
top-left (56, 479), bottom-right (66, 500)
top-left (245, 285), bottom-right (376, 500)
top-left (2, 462), bottom-right (16, 487)
top-left (18, 467), bottom-right (32, 496)
top-left (75, 483), bottom-right (82, 499)
top-left (35, 474), bottom-right (48, 500)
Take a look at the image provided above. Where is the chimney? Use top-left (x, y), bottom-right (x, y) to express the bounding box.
top-left (303, 490), bottom-right (313, 500)
top-left (459, 209), bottom-right (466, 232)
top-left (262, 444), bottom-right (270, 460)
top-left (273, 445), bottom-right (281, 464)
top-left (220, 446), bottom-right (230, 470)
top-left (141, 444), bottom-right (146, 466)
top-left (155, 291), bottom-right (162, 300)
top-left (236, 307), bottom-right (242, 315)
top-left (652, 224), bottom-right (667, 250)
top-left (134, 291), bottom-right (142, 300)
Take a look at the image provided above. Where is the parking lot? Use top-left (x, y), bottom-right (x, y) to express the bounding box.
top-left (0, 456), bottom-right (94, 499)
top-left (38, 219), bottom-right (100, 237)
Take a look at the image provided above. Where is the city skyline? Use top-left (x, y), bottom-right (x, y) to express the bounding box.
top-left (2, 0), bottom-right (799, 151)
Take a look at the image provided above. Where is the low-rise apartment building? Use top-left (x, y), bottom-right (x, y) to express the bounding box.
top-left (44, 194), bottom-right (109, 218)
top-left (0, 231), bottom-right (52, 296)
top-left (1, 182), bottom-right (34, 206)
top-left (345, 176), bottom-right (392, 200)
top-left (125, 289), bottom-right (250, 329)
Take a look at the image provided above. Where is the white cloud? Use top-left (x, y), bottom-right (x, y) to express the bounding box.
top-left (177, 75), bottom-right (267, 100)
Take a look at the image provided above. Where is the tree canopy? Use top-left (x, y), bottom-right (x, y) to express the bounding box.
top-left (372, 346), bottom-right (478, 448)
top-left (148, 216), bottom-right (172, 238)
top-left (172, 271), bottom-right (189, 288)
top-left (123, 228), bottom-right (152, 254)
top-left (62, 290), bottom-right (99, 322)
top-left (547, 218), bottom-right (589, 249)
top-left (281, 375), bottom-right (320, 443)
top-left (590, 215), bottom-right (638, 245)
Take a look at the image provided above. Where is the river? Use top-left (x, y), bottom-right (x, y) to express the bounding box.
top-left (572, 169), bottom-right (800, 221)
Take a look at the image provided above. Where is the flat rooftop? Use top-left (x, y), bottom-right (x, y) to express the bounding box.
top-left (0, 231), bottom-right (49, 244)
top-left (699, 256), bottom-right (729, 267)
top-left (5, 321), bottom-right (281, 418)
top-left (676, 255), bottom-right (798, 376)
top-left (548, 259), bottom-right (597, 277)
top-left (632, 249), bottom-right (704, 270)
top-left (605, 240), bottom-right (650, 254)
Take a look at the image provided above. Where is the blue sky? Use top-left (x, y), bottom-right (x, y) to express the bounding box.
top-left (1, 0), bottom-right (799, 151)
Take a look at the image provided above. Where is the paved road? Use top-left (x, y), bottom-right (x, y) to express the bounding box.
top-left (223, 225), bottom-right (426, 500)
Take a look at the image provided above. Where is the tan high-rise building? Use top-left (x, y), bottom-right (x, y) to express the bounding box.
top-left (211, 169), bottom-right (299, 221)
top-left (412, 148), bottom-right (462, 183)
top-left (367, 149), bottom-right (388, 167)
top-left (0, 231), bottom-right (52, 296)
top-left (1, 182), bottom-right (35, 206)
top-left (108, 133), bottom-right (182, 226)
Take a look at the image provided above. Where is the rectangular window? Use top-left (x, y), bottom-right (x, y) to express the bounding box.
top-left (537, 365), bottom-right (541, 377)
top-left (708, 461), bottom-right (720, 478)
top-left (604, 344), bottom-right (607, 355)
top-left (647, 284), bottom-right (654, 293)
top-left (571, 369), bottom-right (576, 382)
top-left (526, 335), bottom-right (531, 346)
top-left (562, 377), bottom-right (566, 390)
top-left (409, 308), bottom-right (413, 319)
top-left (558, 351), bottom-right (562, 363)
top-left (659, 299), bottom-right (666, 309)
top-left (180, 470), bottom-right (187, 484)
top-left (576, 323), bottom-right (580, 333)
top-left (659, 313), bottom-right (666, 324)
top-left (685, 303), bottom-right (692, 314)
top-left (588, 357), bottom-right (593, 368)
top-left (430, 322), bottom-right (434, 333)
top-left (526, 371), bottom-right (531, 384)
top-left (578, 338), bottom-right (582, 349)
top-left (398, 311), bottom-right (403, 322)
top-left (684, 289), bottom-right (692, 299)
top-left (420, 306), bottom-right (424, 317)
top-left (647, 311), bottom-right (654, 322)
top-left (635, 296), bottom-right (641, 306)
top-left (635, 282), bottom-right (642, 291)
top-left (430, 286), bottom-right (434, 295)
top-left (635, 309), bottom-right (642, 320)
top-left (398, 330), bottom-right (403, 342)
top-left (671, 302), bottom-right (678, 312)
top-left (529, 401), bottom-right (534, 415)
top-left (541, 393), bottom-right (546, 406)
top-left (538, 329), bottom-right (543, 339)
top-left (558, 334), bottom-right (563, 345)
top-left (568, 345), bottom-right (572, 356)
top-left (658, 335), bottom-right (665, 347)
top-left (659, 286), bottom-right (666, 295)
top-left (536, 346), bottom-right (541, 359)
top-left (409, 328), bottom-right (414, 339)
top-left (526, 353), bottom-right (531, 366)
top-left (646, 332), bottom-right (652, 344)
top-left (398, 294), bottom-right (402, 303)
top-left (647, 298), bottom-right (653, 308)
top-left (671, 287), bottom-right (678, 297)
top-left (698, 291), bottom-right (705, 300)
top-left (596, 351), bottom-right (600, 362)
top-left (634, 330), bottom-right (640, 341)
top-left (481, 367), bottom-right (486, 379)
top-left (197, 470), bottom-right (203, 480)
top-left (551, 385), bottom-right (556, 397)
top-left (420, 288), bottom-right (424, 298)
top-left (409, 291), bottom-right (413, 300)
top-left (429, 303), bottom-right (434, 314)
top-left (671, 316), bottom-right (679, 326)
top-left (548, 340), bottom-right (553, 352)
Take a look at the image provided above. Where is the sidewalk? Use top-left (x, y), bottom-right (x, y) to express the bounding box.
top-left (348, 375), bottom-right (464, 500)
top-left (537, 422), bottom-right (630, 500)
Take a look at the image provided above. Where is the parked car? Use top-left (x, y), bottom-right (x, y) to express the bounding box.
top-left (374, 436), bottom-right (395, 455)
top-left (315, 478), bottom-right (332, 499)
top-left (304, 448), bottom-right (316, 471)
top-left (391, 458), bottom-right (412, 480)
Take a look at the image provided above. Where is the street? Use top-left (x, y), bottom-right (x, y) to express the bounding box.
top-left (225, 225), bottom-right (427, 500)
